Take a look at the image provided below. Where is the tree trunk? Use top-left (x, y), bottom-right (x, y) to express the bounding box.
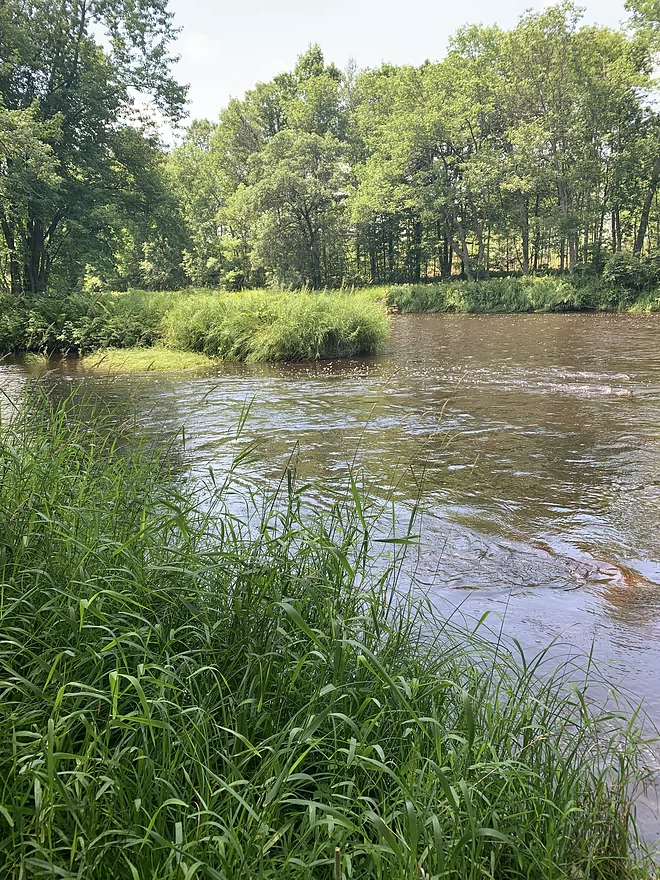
top-left (556, 180), bottom-right (577, 273)
top-left (437, 221), bottom-right (451, 279)
top-left (388, 221), bottom-right (395, 278)
top-left (611, 206), bottom-right (622, 253)
top-left (568, 233), bottom-right (578, 273)
top-left (533, 195), bottom-right (541, 274)
top-left (634, 152), bottom-right (660, 255)
top-left (411, 218), bottom-right (422, 283)
top-left (1, 216), bottom-right (23, 296)
top-left (24, 218), bottom-right (51, 294)
top-left (369, 227), bottom-right (378, 283)
top-left (517, 191), bottom-right (530, 275)
top-left (445, 214), bottom-right (474, 282)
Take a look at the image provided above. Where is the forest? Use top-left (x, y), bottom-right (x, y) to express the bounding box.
top-left (4, 0), bottom-right (660, 300)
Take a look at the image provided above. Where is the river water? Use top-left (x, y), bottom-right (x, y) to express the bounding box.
top-left (2, 312), bottom-right (660, 835)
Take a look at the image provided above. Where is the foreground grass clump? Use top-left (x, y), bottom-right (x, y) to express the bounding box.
top-left (0, 394), bottom-right (653, 879)
top-left (162, 288), bottom-right (390, 361)
top-left (79, 345), bottom-right (216, 373)
top-left (386, 277), bottom-right (660, 314)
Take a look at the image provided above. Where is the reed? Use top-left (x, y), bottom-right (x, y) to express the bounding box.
top-left (0, 391), bottom-right (653, 878)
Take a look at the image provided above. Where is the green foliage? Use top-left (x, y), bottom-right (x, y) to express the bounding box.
top-left (0, 0), bottom-right (186, 295)
top-left (0, 288), bottom-right (389, 362)
top-left (167, 45), bottom-right (352, 291)
top-left (387, 277), bottom-right (660, 314)
top-left (0, 290), bottom-right (175, 355)
top-left (7, 5), bottom-right (660, 295)
top-left (602, 252), bottom-right (660, 292)
top-left (163, 6), bottom-right (660, 292)
top-left (163, 289), bottom-right (390, 361)
top-left (0, 393), bottom-right (653, 878)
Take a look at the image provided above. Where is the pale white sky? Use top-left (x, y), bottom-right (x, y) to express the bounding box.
top-left (168, 0), bottom-right (629, 122)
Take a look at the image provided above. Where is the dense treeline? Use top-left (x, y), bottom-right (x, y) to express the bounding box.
top-left (4, 0), bottom-right (660, 295)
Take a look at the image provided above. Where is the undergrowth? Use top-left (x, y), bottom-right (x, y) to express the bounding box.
top-left (386, 277), bottom-right (660, 314)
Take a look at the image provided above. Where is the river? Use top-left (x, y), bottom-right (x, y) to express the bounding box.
top-left (2, 312), bottom-right (660, 838)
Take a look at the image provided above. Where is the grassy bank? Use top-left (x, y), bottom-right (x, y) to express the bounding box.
top-left (0, 288), bottom-right (390, 364)
top-left (0, 392), bottom-right (653, 879)
top-left (2, 279), bottom-right (658, 368)
top-left (385, 277), bottom-right (660, 314)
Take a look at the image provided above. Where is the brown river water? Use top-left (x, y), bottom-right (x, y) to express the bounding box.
top-left (2, 312), bottom-right (660, 840)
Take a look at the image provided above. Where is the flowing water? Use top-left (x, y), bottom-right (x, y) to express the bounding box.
top-left (2, 312), bottom-right (660, 836)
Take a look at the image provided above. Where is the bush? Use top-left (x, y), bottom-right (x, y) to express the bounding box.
top-left (0, 393), bottom-right (653, 878)
top-left (602, 252), bottom-right (660, 294)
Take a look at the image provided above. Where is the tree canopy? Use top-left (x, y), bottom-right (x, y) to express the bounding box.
top-left (0, 0), bottom-right (186, 295)
top-left (4, 2), bottom-right (660, 293)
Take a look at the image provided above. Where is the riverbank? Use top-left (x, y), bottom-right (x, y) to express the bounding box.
top-left (0, 288), bottom-right (389, 365)
top-left (0, 391), bottom-right (655, 878)
top-left (385, 277), bottom-right (660, 314)
top-left (2, 280), bottom-right (658, 370)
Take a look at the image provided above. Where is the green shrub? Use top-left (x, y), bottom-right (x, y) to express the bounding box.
top-left (602, 252), bottom-right (660, 294)
top-left (0, 393), bottom-right (653, 878)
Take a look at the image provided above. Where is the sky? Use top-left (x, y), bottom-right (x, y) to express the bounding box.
top-left (168, 0), bottom-right (629, 123)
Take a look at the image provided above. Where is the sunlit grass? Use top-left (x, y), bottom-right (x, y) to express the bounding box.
top-left (79, 345), bottom-right (216, 372)
top-left (162, 288), bottom-right (391, 361)
top-left (0, 390), bottom-right (654, 878)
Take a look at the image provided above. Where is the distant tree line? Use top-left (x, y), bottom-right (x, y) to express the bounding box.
top-left (4, 0), bottom-right (660, 294)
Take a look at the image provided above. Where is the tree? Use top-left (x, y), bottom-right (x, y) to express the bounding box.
top-left (0, 103), bottom-right (60, 294)
top-left (248, 130), bottom-right (350, 287)
top-left (170, 45), bottom-right (351, 289)
top-left (0, 0), bottom-right (186, 295)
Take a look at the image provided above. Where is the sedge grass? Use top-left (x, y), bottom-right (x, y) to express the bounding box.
top-left (0, 391), bottom-right (655, 879)
top-left (162, 288), bottom-right (390, 361)
top-left (385, 278), bottom-right (660, 314)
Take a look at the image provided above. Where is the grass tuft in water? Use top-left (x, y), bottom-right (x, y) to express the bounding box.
top-left (0, 392), bottom-right (654, 878)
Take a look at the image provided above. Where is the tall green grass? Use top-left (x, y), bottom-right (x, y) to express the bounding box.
top-left (0, 288), bottom-right (390, 363)
top-left (386, 278), bottom-right (660, 314)
top-left (162, 289), bottom-right (390, 361)
top-left (0, 392), bottom-right (653, 878)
